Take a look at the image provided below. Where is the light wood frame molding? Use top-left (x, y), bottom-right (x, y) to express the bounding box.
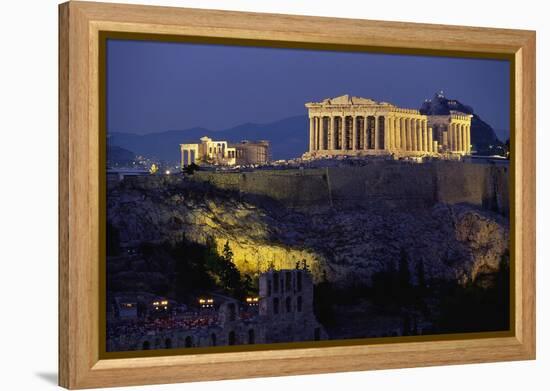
top-left (59, 1), bottom-right (536, 388)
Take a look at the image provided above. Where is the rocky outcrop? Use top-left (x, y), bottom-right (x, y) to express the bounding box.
top-left (420, 92), bottom-right (504, 154)
top-left (107, 168), bottom-right (509, 287)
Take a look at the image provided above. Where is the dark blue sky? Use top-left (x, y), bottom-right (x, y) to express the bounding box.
top-left (107, 39), bottom-right (510, 140)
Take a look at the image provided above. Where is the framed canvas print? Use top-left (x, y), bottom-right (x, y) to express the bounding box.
top-left (58, 1), bottom-right (536, 389)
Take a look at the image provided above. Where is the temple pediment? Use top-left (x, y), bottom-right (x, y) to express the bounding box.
top-left (311, 94), bottom-right (392, 106)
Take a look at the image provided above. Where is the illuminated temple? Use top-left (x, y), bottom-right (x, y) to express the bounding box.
top-left (180, 136), bottom-right (269, 167)
top-left (304, 94), bottom-right (472, 158)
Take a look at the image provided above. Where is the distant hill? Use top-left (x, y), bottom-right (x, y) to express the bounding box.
top-left (108, 115), bottom-right (308, 163)
top-left (419, 92), bottom-right (504, 154)
top-left (107, 145), bottom-right (136, 167)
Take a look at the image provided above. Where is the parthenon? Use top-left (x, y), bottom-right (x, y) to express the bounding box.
top-left (304, 95), bottom-right (472, 157)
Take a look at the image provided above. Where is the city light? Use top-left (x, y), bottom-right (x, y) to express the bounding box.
top-left (199, 298), bottom-right (214, 308)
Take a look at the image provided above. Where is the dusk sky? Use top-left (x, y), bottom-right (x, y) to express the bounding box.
top-left (107, 39), bottom-right (511, 141)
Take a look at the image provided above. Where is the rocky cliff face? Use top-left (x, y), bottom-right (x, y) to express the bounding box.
top-left (107, 170), bottom-right (509, 287)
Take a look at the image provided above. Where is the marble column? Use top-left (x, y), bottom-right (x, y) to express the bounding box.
top-left (386, 117), bottom-right (391, 150)
top-left (461, 124), bottom-right (467, 152)
top-left (404, 117), bottom-right (412, 151)
top-left (309, 117), bottom-right (315, 152)
top-left (319, 117), bottom-right (325, 151)
top-left (315, 117), bottom-right (319, 151)
top-left (414, 118), bottom-right (422, 151)
top-left (422, 120), bottom-right (428, 152)
top-left (385, 116), bottom-right (391, 150)
top-left (457, 123), bottom-right (463, 152)
top-left (416, 119), bottom-right (422, 151)
top-left (331, 116), bottom-right (337, 150)
top-left (402, 118), bottom-right (406, 150)
top-left (353, 116), bottom-right (357, 150)
top-left (390, 116), bottom-right (399, 150)
top-left (433, 140), bottom-right (439, 153)
top-left (374, 115), bottom-right (380, 150)
top-left (427, 127), bottom-right (433, 153)
top-left (466, 125), bottom-right (472, 153)
top-left (448, 124), bottom-right (454, 151)
top-left (413, 119), bottom-right (417, 150)
top-left (394, 117), bottom-right (401, 151)
top-left (338, 116), bottom-right (344, 150)
top-left (455, 124), bottom-right (460, 152)
top-left (410, 119), bottom-right (417, 151)
top-left (458, 124), bottom-right (464, 152)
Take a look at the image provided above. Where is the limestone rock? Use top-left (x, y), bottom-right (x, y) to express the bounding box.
top-left (107, 176), bottom-right (509, 287)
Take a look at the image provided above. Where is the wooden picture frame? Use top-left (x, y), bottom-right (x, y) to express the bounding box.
top-left (59, 1), bottom-right (536, 388)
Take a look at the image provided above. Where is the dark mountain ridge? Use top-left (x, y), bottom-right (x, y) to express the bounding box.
top-left (108, 115), bottom-right (308, 163)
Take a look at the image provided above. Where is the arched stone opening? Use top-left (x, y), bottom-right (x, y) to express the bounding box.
top-left (184, 336), bottom-right (192, 348)
top-left (273, 297), bottom-right (280, 315)
top-left (228, 331), bottom-right (236, 346)
top-left (227, 303), bottom-right (236, 321)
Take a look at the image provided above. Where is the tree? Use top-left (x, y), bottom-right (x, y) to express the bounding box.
top-left (222, 240), bottom-right (234, 263)
top-left (210, 240), bottom-right (242, 297)
top-left (301, 259), bottom-right (310, 272)
top-left (183, 162), bottom-right (199, 174)
top-left (149, 163), bottom-right (158, 174)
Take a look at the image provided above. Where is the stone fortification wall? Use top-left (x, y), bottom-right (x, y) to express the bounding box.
top-left (190, 162), bottom-right (509, 215)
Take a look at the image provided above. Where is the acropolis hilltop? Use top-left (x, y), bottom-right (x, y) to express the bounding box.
top-left (304, 94), bottom-right (472, 158)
